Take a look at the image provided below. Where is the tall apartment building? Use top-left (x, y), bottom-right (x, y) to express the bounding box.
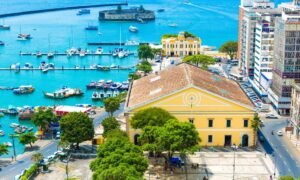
top-left (290, 83), bottom-right (300, 138)
top-left (252, 12), bottom-right (280, 98)
top-left (269, 0), bottom-right (300, 115)
top-left (238, 0), bottom-right (275, 79)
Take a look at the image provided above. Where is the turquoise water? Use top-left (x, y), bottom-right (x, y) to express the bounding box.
top-left (0, 0), bottom-right (288, 156)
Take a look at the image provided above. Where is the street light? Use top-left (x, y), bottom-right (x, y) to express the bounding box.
top-left (231, 144), bottom-right (238, 180)
top-left (273, 149), bottom-right (277, 177)
top-left (9, 134), bottom-right (17, 161)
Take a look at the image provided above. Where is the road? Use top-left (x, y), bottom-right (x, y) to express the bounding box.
top-left (0, 103), bottom-right (125, 180)
top-left (259, 118), bottom-right (300, 178)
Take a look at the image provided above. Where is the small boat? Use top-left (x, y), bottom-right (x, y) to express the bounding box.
top-left (13, 85), bottom-right (35, 95)
top-left (47, 52), bottom-right (54, 58)
top-left (43, 87), bottom-right (84, 99)
top-left (48, 63), bottom-right (55, 69)
top-left (120, 81), bottom-right (129, 90)
top-left (85, 26), bottom-right (98, 31)
top-left (0, 130), bottom-right (4, 136)
top-left (110, 82), bottom-right (121, 90)
top-left (24, 63), bottom-right (33, 69)
top-left (0, 41), bottom-right (4, 46)
top-left (3, 142), bottom-right (12, 147)
top-left (66, 47), bottom-right (78, 56)
top-left (15, 126), bottom-right (27, 134)
top-left (42, 67), bottom-right (49, 73)
top-left (95, 47), bottom-right (103, 55)
top-left (17, 34), bottom-right (32, 41)
top-left (137, 17), bottom-right (145, 23)
top-left (103, 80), bottom-right (113, 89)
top-left (77, 9), bottom-right (90, 15)
top-left (118, 51), bottom-right (125, 58)
top-left (125, 40), bottom-right (139, 46)
top-left (86, 81), bottom-right (97, 89)
top-left (168, 23), bottom-right (178, 27)
top-left (96, 65), bottom-right (110, 71)
top-left (96, 80), bottom-right (105, 89)
top-left (18, 109), bottom-right (34, 120)
top-left (79, 51), bottom-right (86, 57)
top-left (129, 25), bottom-right (138, 33)
top-left (36, 52), bottom-right (42, 57)
top-left (92, 91), bottom-right (100, 100)
top-left (110, 64), bottom-right (117, 69)
top-left (0, 25), bottom-right (10, 30)
top-left (157, 9), bottom-right (165, 12)
top-left (28, 127), bottom-right (33, 132)
top-left (98, 31), bottom-right (103, 35)
top-left (90, 64), bottom-right (96, 69)
top-left (10, 123), bottom-right (20, 128)
top-left (5, 107), bottom-right (18, 115)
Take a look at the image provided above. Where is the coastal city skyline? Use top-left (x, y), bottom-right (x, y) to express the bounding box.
top-left (0, 0), bottom-right (299, 180)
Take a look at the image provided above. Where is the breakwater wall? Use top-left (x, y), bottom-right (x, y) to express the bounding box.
top-left (0, 2), bottom-right (128, 18)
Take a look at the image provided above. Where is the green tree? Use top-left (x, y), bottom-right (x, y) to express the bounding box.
top-left (183, 54), bottom-right (216, 70)
top-left (31, 108), bottom-right (57, 132)
top-left (280, 176), bottom-right (295, 180)
top-left (90, 136), bottom-right (148, 180)
top-left (138, 45), bottom-right (154, 61)
top-left (101, 117), bottom-right (120, 137)
top-left (251, 114), bottom-right (262, 148)
top-left (152, 48), bottom-right (162, 56)
top-left (19, 132), bottom-right (38, 148)
top-left (0, 143), bottom-right (8, 156)
top-left (103, 97), bottom-right (120, 117)
top-left (139, 119), bottom-right (200, 161)
top-left (128, 73), bottom-right (140, 81)
top-left (130, 107), bottom-right (175, 129)
top-left (105, 129), bottom-right (128, 141)
top-left (59, 112), bottom-right (94, 149)
top-left (136, 61), bottom-right (152, 73)
top-left (31, 152), bottom-right (43, 163)
top-left (219, 41), bottom-right (238, 60)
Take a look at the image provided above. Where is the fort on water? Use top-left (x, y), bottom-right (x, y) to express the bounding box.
top-left (98, 5), bottom-right (155, 21)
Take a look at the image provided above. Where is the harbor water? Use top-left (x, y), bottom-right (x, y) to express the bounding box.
top-left (0, 0), bottom-right (288, 156)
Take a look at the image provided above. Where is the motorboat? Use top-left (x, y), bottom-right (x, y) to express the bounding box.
top-left (15, 126), bottom-right (27, 134)
top-left (98, 31), bottom-right (103, 35)
top-left (125, 40), bottom-right (139, 46)
top-left (13, 85), bottom-right (35, 95)
top-left (10, 123), bottom-right (20, 128)
top-left (168, 23), bottom-right (178, 27)
top-left (90, 64), bottom-right (96, 69)
top-left (47, 52), bottom-right (54, 58)
top-left (0, 130), bottom-right (4, 136)
top-left (0, 24), bottom-right (10, 30)
top-left (10, 63), bottom-right (20, 70)
top-left (110, 64), bottom-right (117, 69)
top-left (39, 61), bottom-right (47, 69)
top-left (110, 82), bottom-right (121, 90)
top-left (24, 63), bottom-right (33, 69)
top-left (5, 106), bottom-right (18, 115)
top-left (118, 51), bottom-right (125, 58)
top-left (28, 127), bottom-right (33, 131)
top-left (102, 80), bottom-right (113, 89)
top-left (120, 81), bottom-right (129, 90)
top-left (66, 47), bottom-right (78, 56)
top-left (3, 142), bottom-right (12, 147)
top-left (85, 26), bottom-right (98, 31)
top-left (36, 52), bottom-right (42, 57)
top-left (86, 81), bottom-right (97, 89)
top-left (0, 41), bottom-right (4, 46)
top-left (42, 67), bottom-right (49, 73)
top-left (129, 25), bottom-right (138, 33)
top-left (17, 34), bottom-right (32, 41)
top-left (48, 63), bottom-right (55, 69)
top-left (77, 9), bottom-right (90, 15)
top-left (95, 47), bottom-right (103, 55)
top-left (44, 87), bottom-right (84, 99)
top-left (157, 9), bottom-right (165, 12)
top-left (96, 80), bottom-right (105, 89)
top-left (96, 65), bottom-right (110, 71)
top-left (92, 91), bottom-right (100, 100)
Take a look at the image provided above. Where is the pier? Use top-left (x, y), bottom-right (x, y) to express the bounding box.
top-left (0, 2), bottom-right (128, 18)
top-left (0, 67), bottom-right (134, 71)
top-left (19, 52), bottom-right (135, 57)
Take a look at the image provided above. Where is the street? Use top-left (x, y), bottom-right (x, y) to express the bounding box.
top-left (259, 117), bottom-right (300, 178)
top-left (0, 103), bottom-right (125, 180)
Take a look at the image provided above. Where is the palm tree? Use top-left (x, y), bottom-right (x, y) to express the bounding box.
top-left (0, 144), bottom-right (9, 156)
top-left (31, 152), bottom-right (43, 163)
top-left (251, 114), bottom-right (262, 148)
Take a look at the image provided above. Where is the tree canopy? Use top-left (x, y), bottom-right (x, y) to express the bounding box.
top-left (130, 107), bottom-right (175, 129)
top-left (31, 152), bottom-right (43, 163)
top-left (219, 41), bottom-right (238, 60)
top-left (280, 176), bottom-right (297, 180)
top-left (139, 119), bottom-right (200, 159)
top-left (128, 73), bottom-right (140, 81)
top-left (183, 54), bottom-right (216, 70)
top-left (19, 132), bottom-right (38, 148)
top-left (101, 117), bottom-right (120, 137)
top-left (31, 108), bottom-right (57, 132)
top-left (138, 45), bottom-right (154, 61)
top-left (0, 143), bottom-right (8, 156)
top-left (136, 61), bottom-right (152, 73)
top-left (90, 135), bottom-right (148, 180)
top-left (59, 112), bottom-right (94, 149)
top-left (251, 114), bottom-right (262, 148)
top-left (103, 97), bottom-right (120, 117)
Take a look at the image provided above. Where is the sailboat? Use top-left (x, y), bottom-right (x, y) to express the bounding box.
top-left (0, 19), bottom-right (10, 30)
top-left (17, 26), bottom-right (31, 41)
top-left (118, 27), bottom-right (125, 59)
top-left (47, 34), bottom-right (54, 59)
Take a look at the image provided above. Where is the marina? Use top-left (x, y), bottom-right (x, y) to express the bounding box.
top-left (0, 66), bottom-right (134, 71)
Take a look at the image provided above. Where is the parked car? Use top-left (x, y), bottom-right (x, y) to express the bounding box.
top-left (266, 114), bottom-right (278, 119)
top-left (277, 130), bottom-right (283, 136)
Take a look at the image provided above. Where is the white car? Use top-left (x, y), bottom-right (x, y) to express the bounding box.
top-left (277, 130), bottom-right (283, 136)
top-left (266, 114), bottom-right (278, 119)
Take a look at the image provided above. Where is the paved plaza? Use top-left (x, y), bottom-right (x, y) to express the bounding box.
top-left (145, 151), bottom-right (276, 180)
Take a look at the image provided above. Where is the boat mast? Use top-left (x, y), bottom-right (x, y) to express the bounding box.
top-left (119, 26), bottom-right (122, 48)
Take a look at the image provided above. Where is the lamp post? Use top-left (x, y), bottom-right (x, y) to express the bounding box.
top-left (232, 144), bottom-right (238, 180)
top-left (273, 150), bottom-right (277, 177)
top-left (9, 134), bottom-right (17, 161)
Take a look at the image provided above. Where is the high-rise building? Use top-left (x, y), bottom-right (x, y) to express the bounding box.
top-left (268, 0), bottom-right (300, 115)
top-left (251, 11), bottom-right (280, 98)
top-left (238, 0), bottom-right (275, 79)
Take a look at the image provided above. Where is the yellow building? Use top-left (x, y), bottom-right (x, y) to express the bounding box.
top-left (125, 63), bottom-right (255, 147)
top-left (161, 31), bottom-right (201, 57)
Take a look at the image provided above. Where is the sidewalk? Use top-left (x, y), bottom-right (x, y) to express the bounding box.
top-left (284, 130), bottom-right (300, 152)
